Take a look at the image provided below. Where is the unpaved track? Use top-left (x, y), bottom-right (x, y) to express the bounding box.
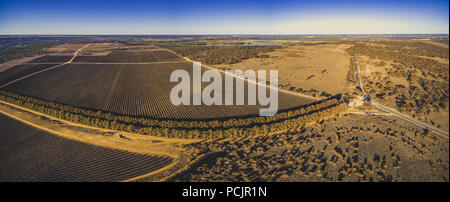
top-left (372, 101), bottom-right (449, 138)
top-left (0, 44), bottom-right (90, 89)
top-left (25, 61), bottom-right (191, 65)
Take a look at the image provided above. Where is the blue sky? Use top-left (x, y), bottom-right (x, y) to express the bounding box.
top-left (0, 0), bottom-right (448, 34)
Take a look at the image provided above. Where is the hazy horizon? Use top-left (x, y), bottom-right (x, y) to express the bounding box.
top-left (0, 0), bottom-right (449, 35)
top-left (0, 34), bottom-right (448, 36)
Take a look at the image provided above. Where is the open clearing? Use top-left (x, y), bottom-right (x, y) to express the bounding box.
top-left (0, 113), bottom-right (174, 182)
top-left (215, 43), bottom-right (351, 97)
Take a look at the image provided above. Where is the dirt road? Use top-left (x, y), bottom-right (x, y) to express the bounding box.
top-left (0, 44), bottom-right (90, 89)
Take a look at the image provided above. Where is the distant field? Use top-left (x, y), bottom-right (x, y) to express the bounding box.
top-left (0, 63), bottom-right (59, 86)
top-left (28, 55), bottom-right (73, 63)
top-left (24, 49), bottom-right (182, 64)
top-left (73, 50), bottom-right (183, 63)
top-left (3, 62), bottom-right (315, 119)
top-left (0, 114), bottom-right (173, 182)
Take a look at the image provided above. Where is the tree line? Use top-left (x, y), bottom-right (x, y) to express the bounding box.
top-left (0, 90), bottom-right (347, 139)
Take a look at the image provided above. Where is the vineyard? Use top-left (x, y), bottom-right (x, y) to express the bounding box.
top-left (28, 55), bottom-right (73, 63)
top-left (2, 62), bottom-right (315, 119)
top-left (73, 50), bottom-right (183, 63)
top-left (159, 44), bottom-right (280, 65)
top-left (0, 45), bottom-right (353, 140)
top-left (0, 114), bottom-right (173, 182)
top-left (0, 63), bottom-right (59, 86)
top-left (0, 47), bottom-right (347, 139)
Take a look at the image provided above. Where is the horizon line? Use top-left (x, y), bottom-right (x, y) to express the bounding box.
top-left (0, 33), bottom-right (449, 36)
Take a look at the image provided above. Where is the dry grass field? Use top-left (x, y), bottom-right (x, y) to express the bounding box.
top-left (215, 43), bottom-right (351, 98)
top-left (0, 113), bottom-right (173, 182)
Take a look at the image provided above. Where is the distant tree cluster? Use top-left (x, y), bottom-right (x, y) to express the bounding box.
top-left (0, 36), bottom-right (113, 64)
top-left (0, 90), bottom-right (347, 139)
top-left (0, 37), bottom-right (74, 63)
top-left (375, 41), bottom-right (448, 59)
top-left (347, 43), bottom-right (448, 81)
top-left (0, 42), bottom-right (58, 64)
top-left (346, 41), bottom-right (449, 127)
top-left (431, 38), bottom-right (449, 46)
